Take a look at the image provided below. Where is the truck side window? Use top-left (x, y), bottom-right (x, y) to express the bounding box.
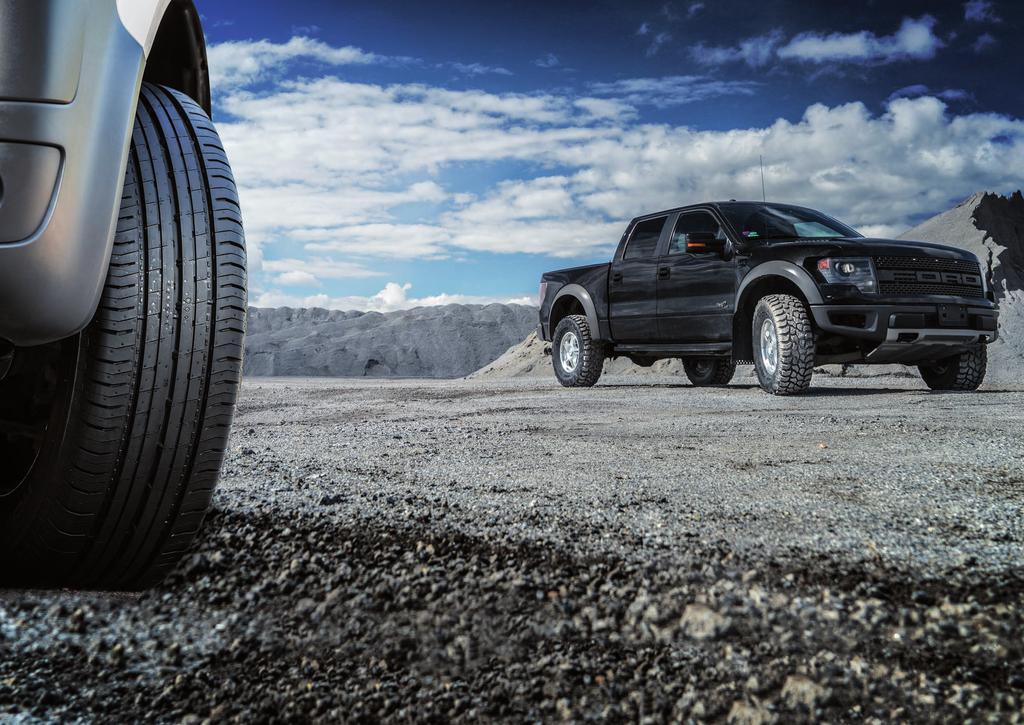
top-left (669, 212), bottom-right (724, 254)
top-left (623, 216), bottom-right (667, 260)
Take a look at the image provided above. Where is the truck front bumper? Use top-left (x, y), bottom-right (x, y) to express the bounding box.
top-left (811, 303), bottom-right (998, 364)
top-left (0, 0), bottom-right (144, 347)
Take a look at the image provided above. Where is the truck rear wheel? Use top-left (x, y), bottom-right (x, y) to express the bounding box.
top-left (918, 347), bottom-right (987, 391)
top-left (552, 315), bottom-right (604, 387)
top-left (684, 358), bottom-right (736, 386)
top-left (0, 84), bottom-right (246, 589)
top-left (752, 294), bottom-right (814, 395)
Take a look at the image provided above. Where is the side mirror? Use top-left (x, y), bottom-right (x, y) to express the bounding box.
top-left (685, 232), bottom-right (727, 255)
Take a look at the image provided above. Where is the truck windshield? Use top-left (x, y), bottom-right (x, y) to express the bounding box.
top-left (717, 203), bottom-right (861, 241)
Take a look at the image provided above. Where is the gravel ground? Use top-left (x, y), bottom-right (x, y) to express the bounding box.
top-left (2, 375), bottom-right (1023, 723)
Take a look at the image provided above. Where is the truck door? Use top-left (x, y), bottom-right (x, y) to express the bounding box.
top-left (609, 216), bottom-right (667, 342)
top-left (657, 210), bottom-right (736, 342)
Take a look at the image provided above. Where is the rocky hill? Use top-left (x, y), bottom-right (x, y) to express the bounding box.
top-left (475, 191), bottom-right (1024, 382)
top-left (244, 304), bottom-right (537, 378)
top-left (897, 191), bottom-right (1024, 381)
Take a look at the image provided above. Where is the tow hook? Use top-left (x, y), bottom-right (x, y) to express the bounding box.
top-left (0, 339), bottom-right (13, 381)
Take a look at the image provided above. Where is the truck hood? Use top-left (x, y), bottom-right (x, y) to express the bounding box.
top-left (765, 237), bottom-right (979, 262)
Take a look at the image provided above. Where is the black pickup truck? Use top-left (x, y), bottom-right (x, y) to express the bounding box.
top-left (538, 202), bottom-right (998, 395)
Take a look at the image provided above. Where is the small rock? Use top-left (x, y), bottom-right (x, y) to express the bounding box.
top-left (781, 674), bottom-right (828, 709)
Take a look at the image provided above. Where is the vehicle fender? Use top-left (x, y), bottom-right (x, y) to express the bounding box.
top-left (735, 261), bottom-right (824, 310)
top-left (0, 0), bottom-right (146, 346)
top-left (117, 0), bottom-right (173, 55)
top-left (551, 284), bottom-right (603, 340)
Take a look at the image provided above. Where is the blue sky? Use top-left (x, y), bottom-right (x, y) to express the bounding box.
top-left (199, 0), bottom-right (1023, 311)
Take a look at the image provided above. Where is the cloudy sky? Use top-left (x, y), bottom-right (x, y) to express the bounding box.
top-left (201, 0), bottom-right (1022, 312)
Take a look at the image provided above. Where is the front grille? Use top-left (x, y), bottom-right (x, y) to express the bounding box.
top-left (873, 256), bottom-right (985, 298)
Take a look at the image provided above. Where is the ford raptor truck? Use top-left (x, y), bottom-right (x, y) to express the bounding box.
top-left (0, 1), bottom-right (246, 588)
top-left (538, 202), bottom-right (998, 395)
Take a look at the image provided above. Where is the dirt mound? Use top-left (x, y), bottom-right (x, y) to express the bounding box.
top-left (245, 303), bottom-right (537, 379)
top-left (470, 331), bottom-right (695, 379)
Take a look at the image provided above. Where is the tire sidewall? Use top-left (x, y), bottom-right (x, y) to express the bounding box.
top-left (919, 346), bottom-right (987, 391)
top-left (752, 303), bottom-right (781, 393)
top-left (684, 358), bottom-right (735, 386)
top-left (552, 317), bottom-right (585, 386)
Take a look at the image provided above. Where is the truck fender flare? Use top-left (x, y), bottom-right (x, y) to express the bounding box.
top-left (551, 284), bottom-right (602, 340)
top-left (735, 262), bottom-right (824, 310)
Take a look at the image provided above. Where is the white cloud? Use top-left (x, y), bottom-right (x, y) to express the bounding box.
top-left (691, 30), bottom-right (784, 67)
top-left (887, 85), bottom-right (973, 103)
top-left (210, 36), bottom-right (1024, 308)
top-left (253, 282), bottom-right (534, 313)
top-left (263, 258), bottom-right (385, 286)
top-left (694, 17), bottom-right (942, 68)
top-left (687, 2), bottom-right (705, 18)
top-left (964, 1), bottom-right (1001, 23)
top-left (444, 62), bottom-right (513, 77)
top-left (777, 16), bottom-right (943, 63)
top-left (973, 32), bottom-right (997, 52)
top-left (274, 270), bottom-right (319, 287)
top-left (589, 76), bottom-right (759, 108)
top-left (208, 36), bottom-right (399, 88)
top-left (303, 224), bottom-right (452, 260)
top-left (645, 31), bottom-right (672, 57)
top-left (534, 53), bottom-right (560, 69)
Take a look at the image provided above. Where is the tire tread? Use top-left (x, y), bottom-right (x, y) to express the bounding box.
top-left (0, 83), bottom-right (246, 589)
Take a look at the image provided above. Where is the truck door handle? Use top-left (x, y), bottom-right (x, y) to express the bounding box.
top-left (611, 272), bottom-right (623, 283)
top-left (658, 267), bottom-right (670, 279)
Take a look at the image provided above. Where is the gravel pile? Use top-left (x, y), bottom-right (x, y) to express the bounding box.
top-left (245, 303), bottom-right (538, 379)
top-left (2, 377), bottom-right (1022, 722)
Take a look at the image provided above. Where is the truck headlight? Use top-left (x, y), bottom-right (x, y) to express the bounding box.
top-left (817, 257), bottom-right (877, 294)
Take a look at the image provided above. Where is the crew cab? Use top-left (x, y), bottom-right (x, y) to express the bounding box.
top-left (538, 202), bottom-right (997, 394)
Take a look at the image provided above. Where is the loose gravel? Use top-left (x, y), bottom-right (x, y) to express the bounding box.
top-left (1, 375), bottom-right (1022, 723)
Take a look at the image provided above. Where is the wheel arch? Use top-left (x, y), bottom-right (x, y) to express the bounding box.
top-left (549, 285), bottom-right (602, 341)
top-left (140, 0), bottom-right (211, 115)
top-left (733, 265), bottom-right (821, 361)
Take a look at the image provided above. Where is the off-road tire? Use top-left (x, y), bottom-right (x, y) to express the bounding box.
top-left (918, 347), bottom-right (987, 391)
top-left (752, 294), bottom-right (814, 395)
top-left (684, 358), bottom-right (736, 386)
top-left (552, 315), bottom-right (605, 387)
top-left (0, 84), bottom-right (246, 589)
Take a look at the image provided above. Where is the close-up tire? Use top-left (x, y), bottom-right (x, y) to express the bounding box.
top-left (752, 294), bottom-right (815, 396)
top-left (0, 83), bottom-right (246, 589)
top-left (683, 357), bottom-right (736, 386)
top-left (552, 314), bottom-right (605, 387)
top-left (918, 346), bottom-right (987, 391)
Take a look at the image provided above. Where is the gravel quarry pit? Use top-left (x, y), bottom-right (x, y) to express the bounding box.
top-left (2, 375), bottom-right (1023, 722)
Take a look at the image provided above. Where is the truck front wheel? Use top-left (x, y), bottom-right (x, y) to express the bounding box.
top-left (0, 84), bottom-right (246, 589)
top-left (918, 347), bottom-right (987, 391)
top-left (552, 315), bottom-right (605, 387)
top-left (683, 358), bottom-right (736, 386)
top-left (752, 294), bottom-right (814, 395)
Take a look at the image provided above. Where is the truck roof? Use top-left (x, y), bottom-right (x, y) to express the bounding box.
top-left (633, 200), bottom-right (818, 222)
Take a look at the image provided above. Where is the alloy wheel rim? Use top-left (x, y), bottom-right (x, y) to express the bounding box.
top-left (760, 319), bottom-right (779, 375)
top-left (560, 331), bottom-right (580, 373)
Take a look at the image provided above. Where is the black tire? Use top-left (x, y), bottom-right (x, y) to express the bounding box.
top-left (0, 84), bottom-right (246, 589)
top-left (752, 294), bottom-right (814, 395)
top-left (552, 315), bottom-right (605, 387)
top-left (918, 347), bottom-right (987, 391)
top-left (684, 357), bottom-right (736, 386)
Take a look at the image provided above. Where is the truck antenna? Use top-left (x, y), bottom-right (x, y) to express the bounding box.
top-left (759, 154), bottom-right (767, 204)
